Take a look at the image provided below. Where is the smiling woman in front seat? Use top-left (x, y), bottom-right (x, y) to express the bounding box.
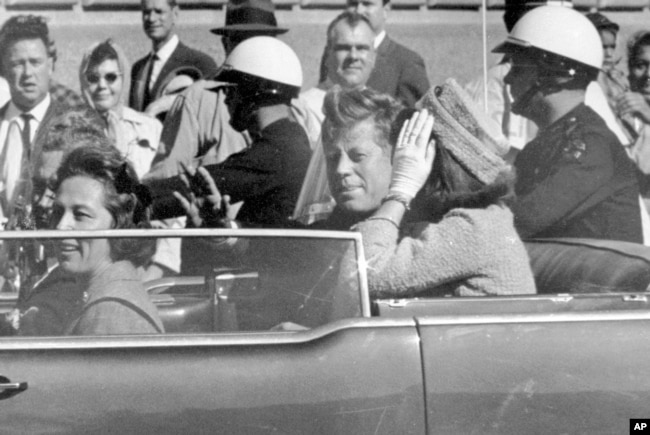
top-left (51, 144), bottom-right (164, 335)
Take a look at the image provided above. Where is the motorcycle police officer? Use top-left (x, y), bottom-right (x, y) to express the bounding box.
top-left (148, 37), bottom-right (312, 228)
top-left (494, 5), bottom-right (643, 243)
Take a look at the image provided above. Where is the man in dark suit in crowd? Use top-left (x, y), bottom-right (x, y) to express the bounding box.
top-left (130, 0), bottom-right (218, 114)
top-left (319, 0), bottom-right (429, 107)
top-left (0, 15), bottom-right (70, 226)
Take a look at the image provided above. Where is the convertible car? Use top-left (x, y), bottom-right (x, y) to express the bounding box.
top-left (0, 228), bottom-right (649, 434)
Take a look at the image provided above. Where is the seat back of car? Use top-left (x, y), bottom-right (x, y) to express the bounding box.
top-left (374, 238), bottom-right (650, 318)
top-left (524, 238), bottom-right (650, 294)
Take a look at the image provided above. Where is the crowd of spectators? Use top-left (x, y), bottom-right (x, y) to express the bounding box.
top-left (1, 0), bottom-right (650, 334)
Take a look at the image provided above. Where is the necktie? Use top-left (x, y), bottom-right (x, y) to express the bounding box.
top-left (20, 113), bottom-right (32, 160)
top-left (1, 113), bottom-right (33, 221)
top-left (143, 53), bottom-right (158, 109)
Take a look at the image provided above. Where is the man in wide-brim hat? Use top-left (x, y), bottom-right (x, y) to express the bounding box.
top-left (144, 0), bottom-right (289, 182)
top-left (211, 0), bottom-right (287, 41)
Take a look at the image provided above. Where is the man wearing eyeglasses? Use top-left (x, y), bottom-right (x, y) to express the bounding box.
top-left (130, 0), bottom-right (217, 116)
top-left (0, 15), bottom-right (68, 227)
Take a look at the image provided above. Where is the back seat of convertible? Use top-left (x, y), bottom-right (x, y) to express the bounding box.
top-left (524, 238), bottom-right (650, 294)
top-left (374, 238), bottom-right (650, 318)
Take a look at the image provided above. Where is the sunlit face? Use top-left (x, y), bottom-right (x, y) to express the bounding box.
top-left (86, 59), bottom-right (123, 113)
top-left (2, 38), bottom-right (53, 112)
top-left (52, 176), bottom-right (114, 277)
top-left (599, 29), bottom-right (617, 70)
top-left (346, 0), bottom-right (388, 33)
top-left (141, 0), bottom-right (178, 46)
top-left (327, 21), bottom-right (376, 88)
top-left (629, 45), bottom-right (650, 95)
top-left (325, 118), bottom-right (392, 216)
top-left (32, 150), bottom-right (63, 229)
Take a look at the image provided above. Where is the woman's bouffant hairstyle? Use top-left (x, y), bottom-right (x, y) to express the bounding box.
top-left (42, 108), bottom-right (107, 153)
top-left (384, 107), bottom-right (515, 223)
top-left (321, 86), bottom-right (404, 154)
top-left (53, 144), bottom-right (156, 267)
top-left (410, 140), bottom-right (515, 223)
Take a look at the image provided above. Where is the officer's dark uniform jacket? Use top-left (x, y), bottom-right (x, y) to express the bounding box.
top-left (512, 103), bottom-right (643, 243)
top-left (148, 117), bottom-right (312, 227)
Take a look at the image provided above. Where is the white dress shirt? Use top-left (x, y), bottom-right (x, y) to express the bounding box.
top-left (149, 34), bottom-right (179, 90)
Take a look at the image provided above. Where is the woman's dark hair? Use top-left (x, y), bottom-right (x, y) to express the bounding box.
top-left (628, 31), bottom-right (650, 71)
top-left (53, 144), bottom-right (155, 267)
top-left (86, 39), bottom-right (120, 72)
top-left (410, 143), bottom-right (515, 223)
top-left (42, 108), bottom-right (107, 153)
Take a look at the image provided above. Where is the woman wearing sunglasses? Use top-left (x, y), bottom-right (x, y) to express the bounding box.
top-left (79, 39), bottom-right (162, 180)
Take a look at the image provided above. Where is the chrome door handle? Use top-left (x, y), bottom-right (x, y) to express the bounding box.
top-left (0, 376), bottom-right (27, 400)
top-left (0, 382), bottom-right (27, 391)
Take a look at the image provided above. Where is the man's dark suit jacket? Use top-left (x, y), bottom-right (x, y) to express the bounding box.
top-left (0, 97), bottom-right (65, 167)
top-left (319, 35), bottom-right (430, 108)
top-left (129, 41), bottom-right (218, 113)
top-left (0, 96), bottom-right (67, 219)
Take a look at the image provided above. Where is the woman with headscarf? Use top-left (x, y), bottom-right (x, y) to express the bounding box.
top-left (81, 40), bottom-right (181, 281)
top-left (79, 39), bottom-right (162, 180)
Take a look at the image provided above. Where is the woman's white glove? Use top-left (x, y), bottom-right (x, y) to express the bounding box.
top-left (389, 109), bottom-right (436, 200)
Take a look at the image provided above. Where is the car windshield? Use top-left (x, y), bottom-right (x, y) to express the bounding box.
top-left (0, 229), bottom-right (368, 337)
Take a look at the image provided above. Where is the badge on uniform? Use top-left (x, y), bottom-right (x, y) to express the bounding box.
top-left (563, 138), bottom-right (587, 161)
top-left (562, 117), bottom-right (586, 162)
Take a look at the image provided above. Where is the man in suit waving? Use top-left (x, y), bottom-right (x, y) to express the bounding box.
top-left (319, 0), bottom-right (429, 107)
top-left (130, 0), bottom-right (218, 115)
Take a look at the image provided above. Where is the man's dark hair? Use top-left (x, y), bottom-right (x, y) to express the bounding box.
top-left (326, 11), bottom-right (374, 48)
top-left (322, 85), bottom-right (403, 155)
top-left (0, 15), bottom-right (56, 73)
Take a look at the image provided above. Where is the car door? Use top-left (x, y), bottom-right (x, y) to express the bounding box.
top-left (0, 229), bottom-right (426, 434)
top-left (418, 311), bottom-right (650, 435)
top-left (1, 319), bottom-right (425, 434)
top-left (376, 295), bottom-right (650, 434)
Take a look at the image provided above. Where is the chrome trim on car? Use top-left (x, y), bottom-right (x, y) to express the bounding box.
top-left (0, 317), bottom-right (416, 350)
top-left (416, 310), bottom-right (650, 326)
top-left (0, 228), bottom-right (361, 240)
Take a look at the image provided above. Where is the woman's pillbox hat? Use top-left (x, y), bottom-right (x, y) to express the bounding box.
top-left (418, 78), bottom-right (510, 185)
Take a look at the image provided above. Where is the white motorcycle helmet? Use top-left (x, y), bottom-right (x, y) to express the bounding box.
top-left (494, 5), bottom-right (602, 79)
top-left (216, 36), bottom-right (302, 101)
top-left (216, 36), bottom-right (302, 131)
